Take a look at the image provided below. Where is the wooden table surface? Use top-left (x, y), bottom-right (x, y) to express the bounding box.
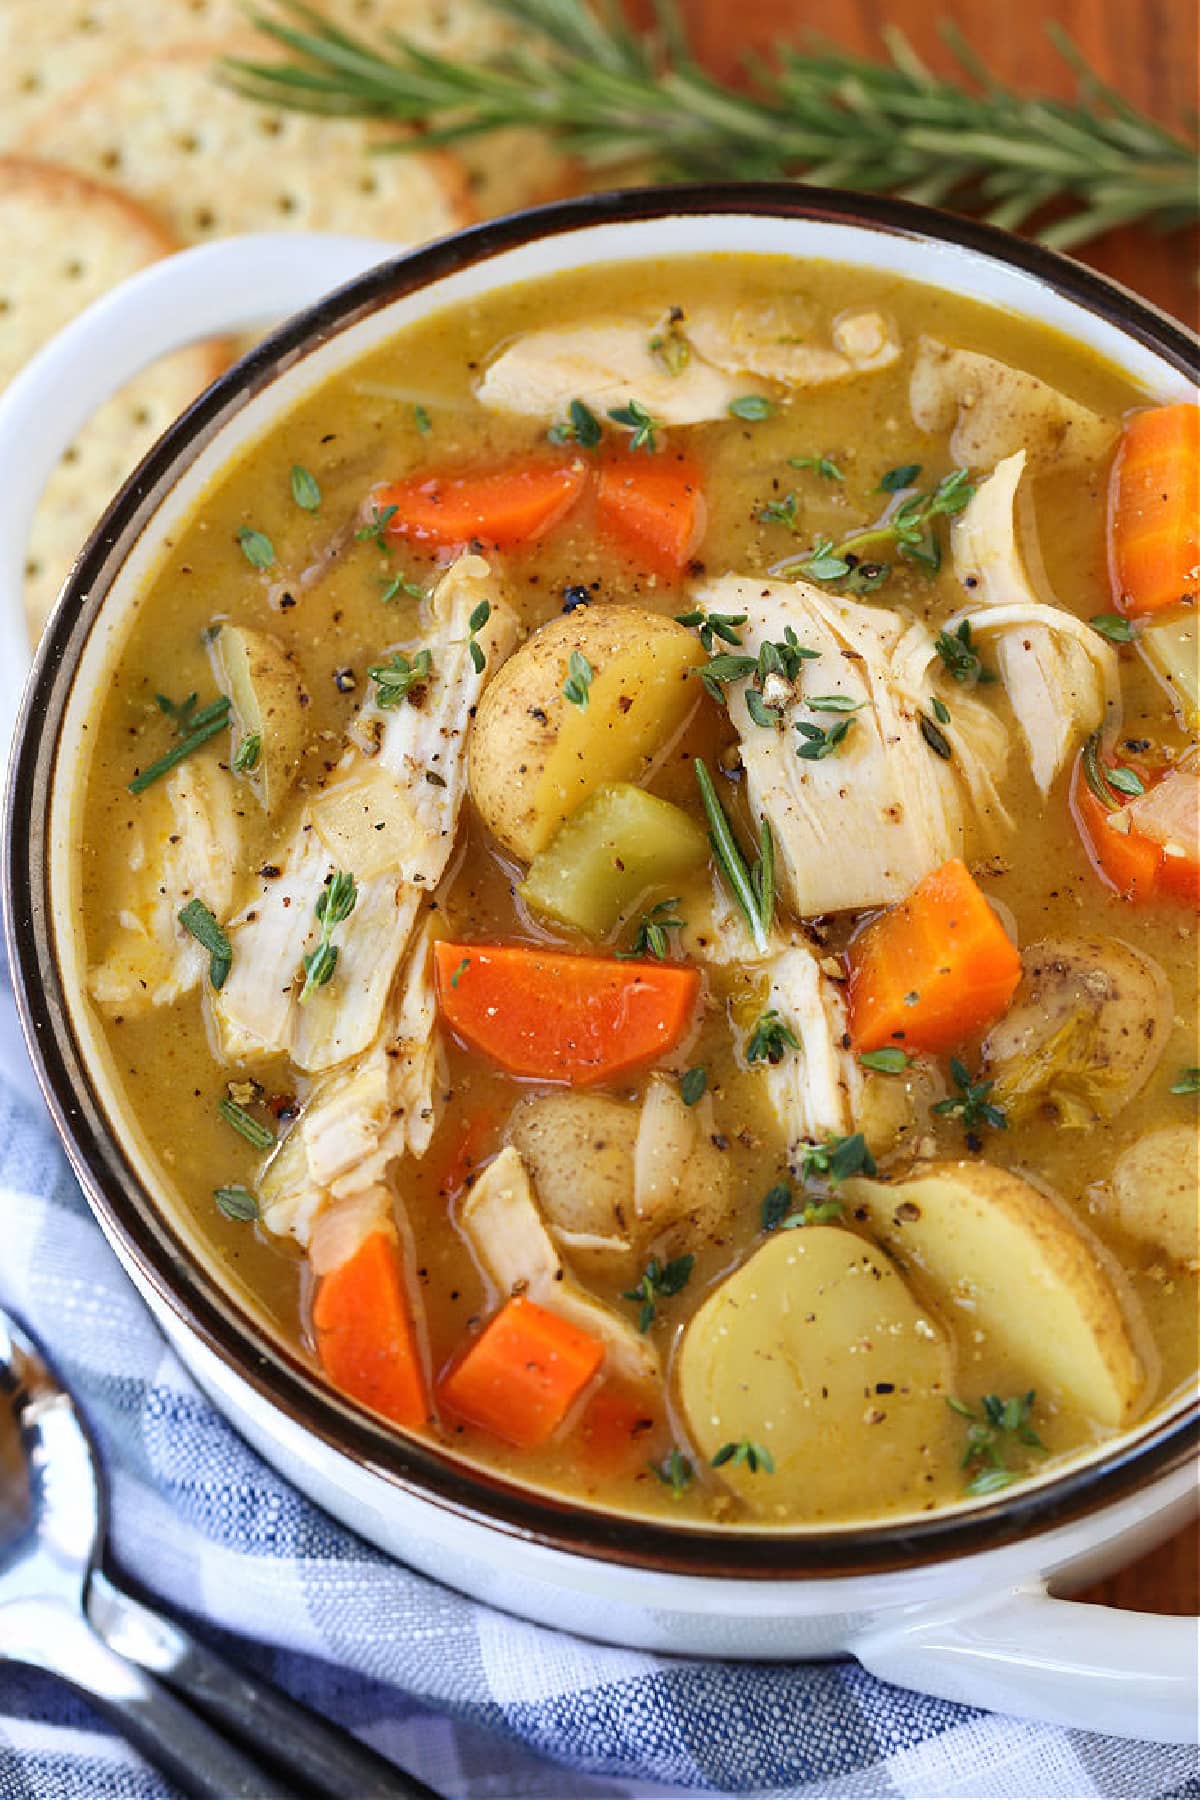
top-left (681, 0), bottom-right (1198, 1618)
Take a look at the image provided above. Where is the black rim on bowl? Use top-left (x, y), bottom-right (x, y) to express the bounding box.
top-left (6, 183), bottom-right (1198, 1579)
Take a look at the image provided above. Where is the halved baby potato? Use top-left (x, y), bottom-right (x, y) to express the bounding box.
top-left (677, 1227), bottom-right (957, 1518)
top-left (844, 1161), bottom-right (1148, 1427)
top-left (212, 624), bottom-right (307, 815)
top-left (468, 606), bottom-right (704, 861)
top-left (1110, 1126), bottom-right (1200, 1266)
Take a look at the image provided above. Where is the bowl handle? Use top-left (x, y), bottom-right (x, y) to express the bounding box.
top-left (0, 231), bottom-right (401, 748)
top-left (853, 1584), bottom-right (1198, 1743)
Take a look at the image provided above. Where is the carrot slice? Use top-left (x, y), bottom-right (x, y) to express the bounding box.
top-left (438, 1296), bottom-right (604, 1449)
top-left (847, 858), bottom-right (1022, 1055)
top-left (313, 1230), bottom-right (429, 1429)
top-left (595, 453), bottom-right (706, 577)
top-left (1109, 403), bottom-right (1200, 616)
top-left (375, 461), bottom-right (587, 550)
top-left (1072, 759), bottom-right (1200, 906)
top-left (433, 941), bottom-right (700, 1084)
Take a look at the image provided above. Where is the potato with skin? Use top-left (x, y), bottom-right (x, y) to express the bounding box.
top-left (1110, 1126), bottom-right (1199, 1266)
top-left (212, 624), bottom-right (307, 815)
top-left (677, 1228), bottom-right (958, 1518)
top-left (508, 1092), bottom-right (639, 1278)
top-left (468, 606), bottom-right (704, 862)
top-left (843, 1161), bottom-right (1149, 1427)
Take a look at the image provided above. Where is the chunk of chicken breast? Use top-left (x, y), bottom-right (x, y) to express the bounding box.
top-left (910, 337), bottom-right (1117, 471)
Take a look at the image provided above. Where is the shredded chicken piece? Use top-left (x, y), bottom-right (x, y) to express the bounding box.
top-left (632, 1075), bottom-right (729, 1242)
top-left (213, 555), bottom-right (517, 1069)
top-left (687, 303), bottom-right (899, 387)
top-left (307, 1184), bottom-right (394, 1279)
top-left (764, 942), bottom-right (863, 1148)
top-left (951, 452), bottom-right (1118, 792)
top-left (690, 575), bottom-right (1007, 915)
top-left (88, 760), bottom-right (240, 1012)
top-left (460, 1147), bottom-right (659, 1386)
top-left (910, 337), bottom-right (1117, 471)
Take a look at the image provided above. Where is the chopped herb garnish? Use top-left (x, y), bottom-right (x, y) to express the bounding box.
top-left (129, 695), bottom-right (231, 794)
top-left (806, 694), bottom-right (864, 714)
top-left (680, 1066), bottom-right (707, 1106)
top-left (761, 1180), bottom-right (843, 1229)
top-left (156, 691), bottom-right (199, 732)
top-left (758, 490), bottom-right (800, 532)
top-left (178, 898), bottom-right (232, 990)
top-left (879, 462), bottom-right (922, 492)
top-left (236, 526), bottom-right (274, 569)
top-left (728, 395), bottom-right (774, 422)
top-left (621, 1254), bottom-right (695, 1333)
top-left (710, 1438), bottom-right (774, 1474)
top-left (367, 647), bottom-right (432, 709)
top-left (934, 619), bottom-right (996, 685)
top-left (379, 571), bottom-right (425, 605)
top-left (700, 626), bottom-right (818, 707)
top-left (232, 732), bottom-right (261, 775)
top-left (1090, 612), bottom-right (1136, 643)
top-left (699, 652), bottom-right (757, 700)
top-left (931, 695), bottom-right (951, 725)
top-left (449, 955), bottom-right (471, 989)
top-left (675, 609), bottom-right (747, 652)
top-left (214, 1184), bottom-right (259, 1223)
top-left (745, 1008), bottom-right (799, 1067)
top-left (652, 1448), bottom-right (694, 1497)
top-left (919, 711), bottom-right (953, 760)
top-left (618, 898), bottom-right (685, 962)
top-left (218, 1097), bottom-right (275, 1150)
top-left (860, 1047), bottom-right (913, 1074)
top-left (607, 398), bottom-right (658, 452)
top-left (796, 538), bottom-right (853, 582)
top-left (548, 396), bottom-right (602, 449)
top-left (299, 871), bottom-right (357, 1004)
top-left (744, 688), bottom-right (774, 728)
top-left (842, 560), bottom-right (891, 595)
top-left (950, 1390), bottom-right (1044, 1495)
top-left (795, 717), bottom-right (854, 760)
top-left (1169, 1067), bottom-right (1200, 1095)
top-left (789, 455), bottom-right (844, 481)
top-left (760, 1182), bottom-right (793, 1231)
top-left (648, 313), bottom-right (690, 377)
top-left (356, 502), bottom-right (399, 550)
top-left (413, 403), bottom-right (432, 434)
top-left (563, 649), bottom-right (594, 707)
top-left (468, 597), bottom-right (491, 674)
top-left (1081, 732), bottom-right (1146, 810)
top-left (1105, 765), bottom-right (1145, 797)
top-left (694, 759), bottom-right (774, 955)
top-left (793, 468), bottom-right (974, 587)
top-left (933, 1056), bottom-right (1007, 1133)
top-left (799, 1132), bottom-right (877, 1184)
top-left (290, 464), bottom-right (321, 511)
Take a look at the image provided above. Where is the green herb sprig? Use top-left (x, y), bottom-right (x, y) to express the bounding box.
top-left (1080, 731), bottom-right (1147, 811)
top-left (179, 898), bottom-right (232, 990)
top-left (607, 398), bottom-right (658, 451)
top-left (798, 1132), bottom-right (877, 1184)
top-left (563, 649), bottom-right (594, 707)
top-left (935, 619), bottom-right (996, 686)
top-left (652, 1449), bottom-right (694, 1497)
top-left (367, 647), bottom-right (432, 708)
top-left (933, 1056), bottom-right (1007, 1133)
top-left (618, 898), bottom-right (685, 962)
top-left (675, 609), bottom-right (747, 652)
top-left (745, 1009), bottom-right (798, 1066)
top-left (622, 1253), bottom-right (695, 1333)
top-left (791, 468), bottom-right (974, 587)
top-left (218, 1097), bottom-right (276, 1150)
top-left (948, 1391), bottom-right (1044, 1495)
top-left (299, 870), bottom-right (357, 1003)
top-left (694, 759), bottom-right (774, 955)
top-left (548, 397), bottom-right (602, 448)
top-left (129, 694), bottom-right (231, 794)
top-left (711, 1438), bottom-right (774, 1475)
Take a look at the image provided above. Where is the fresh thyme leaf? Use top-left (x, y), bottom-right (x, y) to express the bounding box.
top-left (789, 455), bottom-right (844, 481)
top-left (842, 560), bottom-right (891, 595)
top-left (621, 1253), bottom-right (695, 1332)
top-left (233, 732), bottom-right (261, 774)
top-left (934, 619), bottom-right (995, 685)
top-left (744, 688), bottom-right (774, 729)
top-left (214, 1184), bottom-right (259, 1223)
top-left (236, 526), bottom-right (274, 569)
top-left (450, 955), bottom-right (471, 989)
top-left (468, 598), bottom-right (491, 675)
top-left (299, 870), bottom-right (357, 1004)
top-left (178, 897), bottom-right (232, 990)
top-left (799, 1132), bottom-right (877, 1184)
top-left (356, 502), bottom-right (399, 550)
top-left (617, 898), bottom-right (685, 962)
top-left (781, 1198), bottom-right (844, 1229)
top-left (680, 1066), bottom-right (707, 1106)
top-left (760, 1183), bottom-right (793, 1231)
top-left (694, 760), bottom-right (773, 954)
top-left (607, 398), bottom-right (658, 452)
top-left (563, 649), bottom-right (594, 707)
top-left (413, 402), bottom-right (432, 434)
top-left (232, 8), bottom-right (1200, 254)
top-left (796, 538), bottom-right (852, 582)
top-left (1169, 1067), bottom-right (1200, 1095)
top-left (128, 699), bottom-right (232, 794)
top-left (951, 1389), bottom-right (1044, 1493)
top-left (710, 1438), bottom-right (774, 1475)
top-left (806, 694), bottom-right (863, 714)
top-left (795, 717), bottom-right (853, 760)
top-left (919, 711), bottom-right (953, 760)
top-left (860, 1047), bottom-right (913, 1073)
top-left (879, 462), bottom-right (922, 491)
top-left (652, 1448), bottom-right (694, 1497)
top-left (549, 396), bottom-right (602, 448)
top-left (290, 463), bottom-right (321, 511)
top-left (758, 490), bottom-right (799, 531)
top-left (931, 695), bottom-right (951, 725)
top-left (676, 609), bottom-right (747, 653)
top-left (1105, 764), bottom-right (1145, 797)
top-left (367, 647), bottom-right (432, 708)
top-left (933, 1057), bottom-right (1007, 1133)
top-left (729, 395), bottom-right (774, 422)
top-left (745, 1009), bottom-right (799, 1067)
top-left (1090, 612), bottom-right (1136, 643)
top-left (218, 1097), bottom-right (276, 1150)
top-left (156, 691), bottom-right (198, 732)
top-left (379, 571), bottom-right (425, 604)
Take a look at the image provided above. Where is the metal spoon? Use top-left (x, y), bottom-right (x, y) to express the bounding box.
top-left (0, 1303), bottom-right (438, 1798)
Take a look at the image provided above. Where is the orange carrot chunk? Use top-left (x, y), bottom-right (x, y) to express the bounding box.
top-left (313, 1230), bottom-right (429, 1429)
top-left (848, 858), bottom-right (1022, 1055)
top-left (595, 453), bottom-right (707, 577)
top-left (1072, 758), bottom-right (1200, 907)
top-left (374, 460), bottom-right (587, 550)
top-left (1109, 403), bottom-right (1200, 616)
top-left (433, 941), bottom-right (700, 1085)
top-left (438, 1296), bottom-right (604, 1449)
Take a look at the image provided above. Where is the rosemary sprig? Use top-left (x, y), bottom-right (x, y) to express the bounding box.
top-left (693, 758), bottom-right (773, 955)
top-left (228, 3), bottom-right (1198, 251)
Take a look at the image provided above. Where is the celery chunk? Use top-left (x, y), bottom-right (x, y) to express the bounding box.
top-left (1140, 612), bottom-right (1198, 732)
top-left (520, 782), bottom-right (707, 937)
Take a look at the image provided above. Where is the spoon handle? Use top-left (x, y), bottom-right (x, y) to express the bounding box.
top-left (90, 1566), bottom-right (438, 1798)
top-left (0, 1595), bottom-right (296, 1799)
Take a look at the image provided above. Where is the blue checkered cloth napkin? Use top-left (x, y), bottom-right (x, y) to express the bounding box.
top-left (0, 967), bottom-right (1194, 1800)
